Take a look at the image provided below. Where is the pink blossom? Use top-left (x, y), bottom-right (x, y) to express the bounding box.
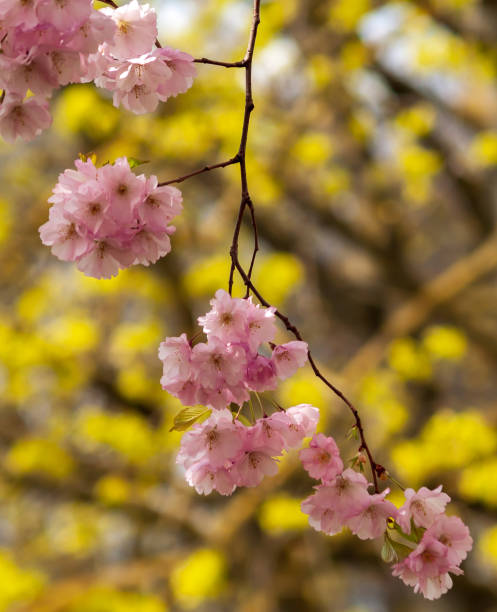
top-left (327, 468), bottom-right (371, 515)
top-left (249, 415), bottom-right (288, 455)
top-left (185, 463), bottom-right (236, 496)
top-left (198, 289), bottom-right (251, 344)
top-left (76, 239), bottom-right (135, 279)
top-left (245, 354), bottom-right (277, 392)
top-left (99, 157), bottom-right (146, 215)
top-left (245, 300), bottom-right (276, 351)
top-left (301, 469), bottom-right (371, 535)
top-left (101, 0), bottom-right (157, 59)
top-left (346, 489), bottom-right (397, 540)
top-left (130, 228), bottom-right (174, 265)
top-left (196, 386), bottom-right (242, 412)
top-left (0, 95), bottom-right (52, 143)
top-left (392, 560), bottom-right (454, 601)
top-left (191, 339), bottom-right (247, 389)
top-left (299, 433), bottom-right (343, 483)
top-left (176, 406), bottom-right (322, 496)
top-left (47, 50), bottom-right (86, 86)
top-left (36, 0), bottom-right (93, 31)
top-left (39, 205), bottom-right (91, 261)
top-left (92, 44), bottom-right (195, 114)
top-left (0, 0), bottom-right (41, 28)
top-left (68, 10), bottom-right (116, 54)
top-left (97, 51), bottom-right (173, 114)
top-left (301, 485), bottom-right (346, 536)
top-left (159, 334), bottom-right (193, 393)
top-left (273, 403), bottom-right (319, 448)
top-left (185, 339), bottom-right (249, 410)
top-left (1, 56), bottom-right (57, 98)
top-left (177, 409), bottom-right (244, 470)
top-left (63, 181), bottom-right (115, 236)
top-left (174, 380), bottom-right (199, 408)
top-left (272, 341), bottom-right (308, 379)
top-left (139, 178), bottom-right (183, 230)
top-left (425, 515), bottom-right (473, 566)
top-left (392, 533), bottom-right (456, 600)
top-left (154, 47), bottom-right (196, 100)
top-left (196, 290), bottom-right (277, 357)
top-left (397, 485), bottom-right (451, 533)
top-left (40, 156), bottom-right (181, 276)
top-left (0, 0), bottom-right (194, 142)
top-left (233, 449), bottom-right (279, 487)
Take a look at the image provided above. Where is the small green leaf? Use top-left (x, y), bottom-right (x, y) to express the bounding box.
top-left (234, 413), bottom-right (252, 427)
top-left (347, 426), bottom-right (359, 441)
top-left (381, 535), bottom-right (398, 564)
top-left (390, 539), bottom-right (415, 560)
top-left (392, 521), bottom-right (419, 543)
top-left (170, 407), bottom-right (211, 432)
top-left (128, 157), bottom-right (150, 169)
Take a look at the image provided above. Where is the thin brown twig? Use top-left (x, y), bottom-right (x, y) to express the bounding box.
top-left (158, 155), bottom-right (240, 186)
top-left (231, 258), bottom-right (381, 492)
top-left (244, 198), bottom-right (259, 297)
top-left (218, 0), bottom-right (381, 488)
top-left (228, 0), bottom-right (261, 294)
top-left (194, 57), bottom-right (246, 68)
top-left (218, 0), bottom-right (381, 491)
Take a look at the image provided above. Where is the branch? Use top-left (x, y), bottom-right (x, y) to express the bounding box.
top-left (231, 257), bottom-right (381, 492)
top-left (228, 0), bottom-right (261, 294)
top-left (220, 0), bottom-right (382, 490)
top-left (158, 155), bottom-right (240, 186)
top-left (194, 57), bottom-right (246, 68)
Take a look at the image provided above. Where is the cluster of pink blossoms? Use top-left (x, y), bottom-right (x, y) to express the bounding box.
top-left (301, 436), bottom-right (397, 540)
top-left (159, 289), bottom-right (309, 409)
top-left (300, 435), bottom-right (472, 600)
top-left (392, 486), bottom-right (472, 600)
top-left (177, 405), bottom-right (320, 495)
top-left (93, 1), bottom-right (196, 114)
top-left (39, 156), bottom-right (182, 278)
top-left (0, 0), bottom-right (195, 142)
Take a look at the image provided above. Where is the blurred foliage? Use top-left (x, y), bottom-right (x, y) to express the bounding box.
top-left (1, 0), bottom-right (497, 610)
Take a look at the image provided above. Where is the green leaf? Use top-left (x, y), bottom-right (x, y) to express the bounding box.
top-left (170, 407), bottom-right (211, 432)
top-left (234, 413), bottom-right (252, 427)
top-left (390, 538), bottom-right (415, 560)
top-left (128, 157), bottom-right (150, 169)
top-left (392, 521), bottom-right (419, 544)
top-left (381, 535), bottom-right (398, 564)
top-left (347, 426), bottom-right (359, 441)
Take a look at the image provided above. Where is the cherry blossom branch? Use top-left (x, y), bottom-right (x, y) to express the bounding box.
top-left (228, 0), bottom-right (261, 294)
top-left (196, 0), bottom-right (382, 491)
top-left (193, 57), bottom-right (246, 68)
top-left (244, 198), bottom-right (259, 298)
top-left (158, 155), bottom-right (240, 186)
top-left (231, 257), bottom-right (382, 492)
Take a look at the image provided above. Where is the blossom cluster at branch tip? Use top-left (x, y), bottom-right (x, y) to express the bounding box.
top-left (158, 289), bottom-right (309, 409)
top-left (391, 486), bottom-right (472, 600)
top-left (177, 405), bottom-right (320, 495)
top-left (0, 0), bottom-right (196, 141)
top-left (301, 437), bottom-right (397, 540)
top-left (300, 435), bottom-right (472, 601)
top-left (39, 156), bottom-right (182, 278)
